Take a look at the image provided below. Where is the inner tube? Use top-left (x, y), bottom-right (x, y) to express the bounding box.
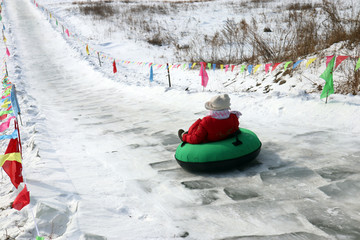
top-left (175, 128), bottom-right (261, 172)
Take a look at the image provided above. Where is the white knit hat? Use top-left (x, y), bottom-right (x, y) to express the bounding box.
top-left (205, 94), bottom-right (231, 110)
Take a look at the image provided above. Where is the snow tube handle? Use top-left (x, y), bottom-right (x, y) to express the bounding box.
top-left (232, 130), bottom-right (242, 146)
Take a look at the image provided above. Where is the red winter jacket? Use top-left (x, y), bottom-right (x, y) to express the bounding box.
top-left (182, 114), bottom-right (239, 144)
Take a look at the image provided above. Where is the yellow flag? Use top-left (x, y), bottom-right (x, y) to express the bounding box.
top-left (306, 58), bottom-right (317, 68)
top-left (3, 36), bottom-right (6, 43)
top-left (1, 99), bottom-right (10, 108)
top-left (86, 45), bottom-right (90, 55)
top-left (191, 63), bottom-right (196, 69)
top-left (254, 64), bottom-right (261, 73)
top-left (0, 152), bottom-right (22, 167)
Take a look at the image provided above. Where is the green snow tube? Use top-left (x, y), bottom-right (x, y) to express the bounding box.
top-left (175, 128), bottom-right (261, 172)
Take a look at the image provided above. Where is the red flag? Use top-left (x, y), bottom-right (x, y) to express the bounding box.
top-left (271, 62), bottom-right (282, 72)
top-left (2, 138), bottom-right (23, 188)
top-left (12, 184), bottom-right (30, 210)
top-left (6, 47), bottom-right (10, 57)
top-left (0, 114), bottom-right (7, 121)
top-left (113, 60), bottom-right (117, 73)
top-left (335, 56), bottom-right (349, 69)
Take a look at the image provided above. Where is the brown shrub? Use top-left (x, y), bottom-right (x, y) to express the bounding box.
top-left (77, 1), bottom-right (118, 19)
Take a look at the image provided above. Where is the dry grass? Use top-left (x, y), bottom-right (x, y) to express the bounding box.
top-left (76, 1), bottom-right (118, 19)
top-left (74, 0), bottom-right (360, 94)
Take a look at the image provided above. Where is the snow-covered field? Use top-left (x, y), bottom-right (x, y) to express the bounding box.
top-left (1, 0), bottom-right (360, 239)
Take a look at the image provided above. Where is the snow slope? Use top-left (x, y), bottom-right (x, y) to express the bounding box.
top-left (1, 0), bottom-right (360, 239)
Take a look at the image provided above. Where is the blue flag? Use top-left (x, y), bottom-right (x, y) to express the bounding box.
top-left (293, 59), bottom-right (303, 69)
top-left (149, 65), bottom-right (153, 82)
top-left (248, 65), bottom-right (253, 74)
top-left (10, 85), bottom-right (21, 118)
top-left (0, 129), bottom-right (18, 140)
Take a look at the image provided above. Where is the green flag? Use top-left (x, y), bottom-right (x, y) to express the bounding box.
top-left (284, 61), bottom-right (292, 71)
top-left (356, 57), bottom-right (360, 71)
top-left (320, 56), bottom-right (335, 99)
top-left (239, 65), bottom-right (246, 73)
top-left (36, 237), bottom-right (44, 240)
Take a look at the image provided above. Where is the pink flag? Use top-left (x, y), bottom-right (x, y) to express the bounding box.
top-left (271, 63), bottom-right (282, 72)
top-left (199, 62), bottom-right (209, 88)
top-left (65, 29), bottom-right (70, 37)
top-left (225, 65), bottom-right (229, 72)
top-left (335, 56), bottom-right (349, 69)
top-left (6, 47), bottom-right (10, 57)
top-left (265, 63), bottom-right (272, 73)
top-left (326, 55), bottom-right (335, 67)
top-left (0, 116), bottom-right (15, 132)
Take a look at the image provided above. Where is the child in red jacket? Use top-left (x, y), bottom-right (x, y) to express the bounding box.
top-left (178, 94), bottom-right (241, 144)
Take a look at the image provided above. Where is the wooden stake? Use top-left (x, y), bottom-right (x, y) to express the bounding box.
top-left (97, 52), bottom-right (102, 67)
top-left (167, 63), bottom-right (171, 87)
top-left (5, 62), bottom-right (8, 76)
top-left (325, 90), bottom-right (329, 104)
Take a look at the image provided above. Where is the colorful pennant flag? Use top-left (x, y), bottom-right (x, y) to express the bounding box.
top-left (0, 129), bottom-right (18, 140)
top-left (12, 184), bottom-right (30, 211)
top-left (0, 116), bottom-right (15, 132)
top-left (1, 138), bottom-right (23, 188)
top-left (265, 63), bottom-right (272, 74)
top-left (86, 45), bottom-right (90, 55)
top-left (10, 84), bottom-right (21, 118)
top-left (326, 55), bottom-right (334, 67)
top-left (272, 63), bottom-right (282, 72)
top-left (149, 65), bottom-right (153, 82)
top-left (306, 58), bottom-right (317, 68)
top-left (320, 56), bottom-right (335, 99)
top-left (293, 60), bottom-right (303, 69)
top-left (334, 55), bottom-right (349, 69)
top-left (284, 61), bottom-right (292, 71)
top-left (254, 64), bottom-right (261, 73)
top-left (247, 65), bottom-right (253, 74)
top-left (356, 58), bottom-right (360, 71)
top-left (199, 62), bottom-right (209, 88)
top-left (113, 60), bottom-right (117, 73)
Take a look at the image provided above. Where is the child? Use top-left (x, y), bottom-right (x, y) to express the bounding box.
top-left (178, 94), bottom-right (241, 144)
